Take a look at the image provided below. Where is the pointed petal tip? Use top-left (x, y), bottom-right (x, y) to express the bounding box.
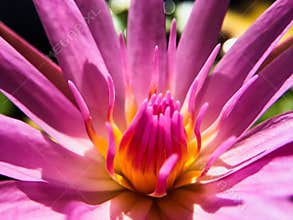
top-left (194, 102), bottom-right (209, 152)
top-left (201, 136), bottom-right (237, 177)
top-left (119, 32), bottom-right (125, 43)
top-left (68, 80), bottom-right (90, 121)
top-left (106, 75), bottom-right (115, 118)
top-left (214, 43), bottom-right (221, 54)
top-left (171, 18), bottom-right (176, 27)
top-left (150, 153), bottom-right (179, 197)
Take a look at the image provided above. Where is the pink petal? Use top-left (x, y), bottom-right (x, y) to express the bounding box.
top-left (151, 154), bottom-right (179, 197)
top-left (0, 180), bottom-right (119, 219)
top-left (158, 143), bottom-right (293, 219)
top-left (167, 19), bottom-right (177, 93)
top-left (259, 35), bottom-right (293, 71)
top-left (205, 143), bottom-right (293, 219)
top-left (127, 0), bottom-right (167, 102)
top-left (0, 115), bottom-right (122, 192)
top-left (0, 181), bottom-right (67, 219)
top-left (66, 191), bottom-right (153, 219)
top-left (32, 0), bottom-right (112, 135)
top-left (175, 0), bottom-right (229, 101)
top-left (0, 37), bottom-right (91, 155)
top-left (207, 45), bottom-right (293, 150)
top-left (204, 111), bottom-right (293, 179)
top-left (201, 137), bottom-right (237, 177)
top-left (197, 0), bottom-right (293, 129)
top-left (0, 22), bottom-right (73, 102)
top-left (212, 142), bottom-right (293, 196)
top-left (181, 44), bottom-right (221, 116)
top-left (74, 0), bottom-right (125, 121)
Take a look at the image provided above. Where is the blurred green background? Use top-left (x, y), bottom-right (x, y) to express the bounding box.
top-left (0, 0), bottom-right (292, 124)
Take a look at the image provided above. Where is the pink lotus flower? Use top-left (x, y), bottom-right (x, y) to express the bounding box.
top-left (0, 0), bottom-right (293, 219)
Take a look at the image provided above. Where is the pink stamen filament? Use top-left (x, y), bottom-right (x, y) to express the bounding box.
top-left (150, 154), bottom-right (179, 197)
top-left (116, 92), bottom-right (188, 194)
top-left (68, 80), bottom-right (99, 144)
top-left (68, 80), bottom-right (90, 122)
top-left (119, 32), bottom-right (138, 124)
top-left (69, 42), bottom-right (230, 196)
top-left (181, 43), bottom-right (221, 122)
top-left (194, 103), bottom-right (209, 153)
top-left (149, 45), bottom-right (160, 96)
top-left (186, 80), bottom-right (199, 121)
top-left (201, 74), bottom-right (259, 147)
top-left (119, 32), bottom-right (130, 87)
top-left (196, 44), bottom-right (221, 91)
top-left (200, 136), bottom-right (237, 177)
top-left (167, 19), bottom-right (177, 93)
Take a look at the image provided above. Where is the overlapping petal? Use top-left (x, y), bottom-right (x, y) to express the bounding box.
top-left (127, 0), bottom-right (167, 102)
top-left (0, 22), bottom-right (73, 101)
top-left (32, 0), bottom-right (113, 133)
top-left (197, 0), bottom-right (293, 129)
top-left (74, 0), bottom-right (124, 101)
top-left (175, 0), bottom-right (229, 101)
top-left (0, 180), bottom-right (153, 220)
top-left (0, 181), bottom-right (119, 219)
top-left (201, 111), bottom-right (293, 179)
top-left (0, 37), bottom-right (91, 154)
top-left (0, 115), bottom-right (122, 191)
top-left (158, 143), bottom-right (293, 219)
top-left (207, 45), bottom-right (293, 150)
top-left (0, 181), bottom-right (68, 219)
top-left (66, 191), bottom-right (153, 219)
top-left (186, 44), bottom-right (293, 175)
top-left (2, 141), bottom-right (293, 220)
top-left (0, 0), bottom-right (292, 219)
top-left (259, 36), bottom-right (293, 71)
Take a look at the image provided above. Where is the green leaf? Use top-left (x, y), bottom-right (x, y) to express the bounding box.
top-left (257, 90), bottom-right (293, 124)
top-left (0, 93), bottom-right (13, 115)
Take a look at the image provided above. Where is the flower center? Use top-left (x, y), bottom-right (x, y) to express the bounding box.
top-left (115, 91), bottom-right (188, 194)
top-left (68, 43), bottom-right (224, 197)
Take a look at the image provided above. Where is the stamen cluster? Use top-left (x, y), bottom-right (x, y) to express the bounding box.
top-left (116, 92), bottom-right (188, 194)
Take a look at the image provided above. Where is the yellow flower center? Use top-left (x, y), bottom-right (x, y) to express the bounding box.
top-left (67, 42), bottom-right (223, 197)
top-left (115, 92), bottom-right (188, 194)
top-left (98, 88), bottom-right (206, 197)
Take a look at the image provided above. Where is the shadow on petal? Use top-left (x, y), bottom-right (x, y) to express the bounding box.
top-left (14, 181), bottom-right (119, 211)
top-left (81, 61), bottom-right (109, 135)
top-left (11, 142), bottom-right (293, 219)
top-left (206, 142), bottom-right (293, 194)
top-left (155, 186), bottom-right (242, 219)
